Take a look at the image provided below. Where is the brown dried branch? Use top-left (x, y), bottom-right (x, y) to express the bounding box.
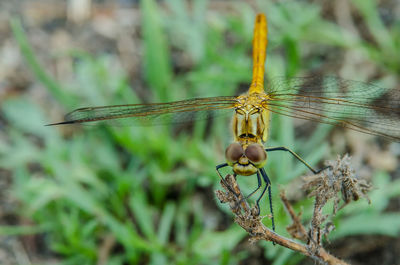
top-left (216, 174), bottom-right (350, 265)
top-left (280, 190), bottom-right (308, 241)
top-left (96, 234), bottom-right (116, 265)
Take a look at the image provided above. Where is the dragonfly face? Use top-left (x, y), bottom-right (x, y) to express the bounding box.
top-left (226, 93), bottom-right (271, 176)
top-left (225, 142), bottom-right (267, 176)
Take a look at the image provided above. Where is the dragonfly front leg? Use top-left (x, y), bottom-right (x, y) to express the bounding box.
top-left (216, 163), bottom-right (240, 197)
top-left (216, 163), bottom-right (229, 180)
top-left (235, 171), bottom-right (263, 210)
top-left (243, 171), bottom-right (262, 200)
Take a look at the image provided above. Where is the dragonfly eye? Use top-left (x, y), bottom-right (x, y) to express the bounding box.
top-left (225, 142), bottom-right (244, 164)
top-left (245, 143), bottom-right (267, 165)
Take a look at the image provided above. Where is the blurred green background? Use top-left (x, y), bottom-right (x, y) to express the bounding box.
top-left (1, 0), bottom-right (400, 264)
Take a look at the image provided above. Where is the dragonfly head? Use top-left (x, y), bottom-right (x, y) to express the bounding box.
top-left (225, 142), bottom-right (267, 176)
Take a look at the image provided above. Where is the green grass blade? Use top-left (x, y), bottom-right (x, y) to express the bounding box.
top-left (0, 225), bottom-right (43, 236)
top-left (157, 202), bottom-right (176, 244)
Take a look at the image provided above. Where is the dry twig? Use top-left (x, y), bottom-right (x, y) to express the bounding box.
top-left (216, 155), bottom-right (370, 265)
top-left (280, 190), bottom-right (308, 241)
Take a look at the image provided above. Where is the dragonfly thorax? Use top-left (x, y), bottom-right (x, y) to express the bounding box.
top-left (233, 93), bottom-right (271, 144)
top-left (227, 93), bottom-right (271, 176)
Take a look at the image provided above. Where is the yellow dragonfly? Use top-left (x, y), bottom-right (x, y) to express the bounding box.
top-left (48, 14), bottom-right (400, 231)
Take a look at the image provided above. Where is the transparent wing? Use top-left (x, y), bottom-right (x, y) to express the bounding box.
top-left (47, 96), bottom-right (238, 126)
top-left (266, 76), bottom-right (400, 141)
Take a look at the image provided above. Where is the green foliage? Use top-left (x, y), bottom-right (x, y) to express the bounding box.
top-left (2, 0), bottom-right (399, 264)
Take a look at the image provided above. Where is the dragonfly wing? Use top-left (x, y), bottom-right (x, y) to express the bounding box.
top-left (266, 76), bottom-right (400, 141)
top-left (48, 96), bottom-right (238, 126)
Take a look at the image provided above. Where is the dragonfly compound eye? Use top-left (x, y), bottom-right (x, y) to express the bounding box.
top-left (245, 143), bottom-right (267, 166)
top-left (225, 142), bottom-right (244, 164)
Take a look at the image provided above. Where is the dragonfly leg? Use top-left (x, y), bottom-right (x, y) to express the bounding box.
top-left (235, 171), bottom-right (263, 208)
top-left (256, 168), bottom-right (275, 232)
top-left (216, 163), bottom-right (229, 180)
top-left (244, 171), bottom-right (262, 200)
top-left (315, 165), bottom-right (332, 174)
top-left (265, 146), bottom-right (320, 174)
top-left (216, 163), bottom-right (240, 197)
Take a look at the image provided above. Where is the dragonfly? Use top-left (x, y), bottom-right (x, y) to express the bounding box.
top-left (48, 14), bottom-right (400, 231)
